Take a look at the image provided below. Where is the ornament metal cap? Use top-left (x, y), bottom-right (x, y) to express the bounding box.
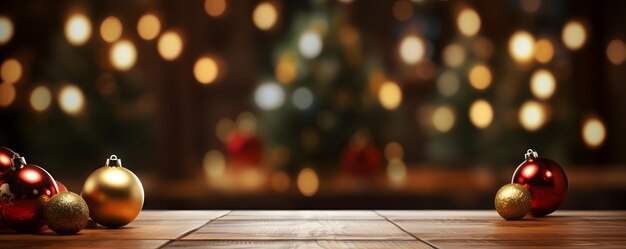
top-left (10, 153), bottom-right (26, 170)
top-left (105, 155), bottom-right (122, 167)
top-left (524, 149), bottom-right (539, 160)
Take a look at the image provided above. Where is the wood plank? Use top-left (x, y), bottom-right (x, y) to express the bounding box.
top-left (137, 210), bottom-right (230, 220)
top-left (182, 219), bottom-right (414, 240)
top-left (165, 240), bottom-right (431, 249)
top-left (222, 210), bottom-right (382, 220)
top-left (0, 240), bottom-right (168, 249)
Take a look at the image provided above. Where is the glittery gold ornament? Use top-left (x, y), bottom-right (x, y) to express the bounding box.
top-left (81, 155), bottom-right (144, 228)
top-left (43, 192), bottom-right (89, 235)
top-left (495, 183), bottom-right (531, 220)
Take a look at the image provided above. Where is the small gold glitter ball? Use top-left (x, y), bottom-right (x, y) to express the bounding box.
top-left (495, 183), bottom-right (531, 220)
top-left (43, 192), bottom-right (89, 235)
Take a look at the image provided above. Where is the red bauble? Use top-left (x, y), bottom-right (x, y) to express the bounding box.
top-left (56, 180), bottom-right (68, 192)
top-left (0, 155), bottom-right (59, 232)
top-left (226, 131), bottom-right (263, 167)
top-left (0, 147), bottom-right (16, 176)
top-left (512, 149), bottom-right (568, 217)
top-left (341, 144), bottom-right (382, 177)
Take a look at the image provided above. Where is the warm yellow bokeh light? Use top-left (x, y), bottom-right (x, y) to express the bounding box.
top-left (582, 117), bottom-right (606, 149)
top-left (607, 39), bottom-right (626, 65)
top-left (399, 35), bottom-right (425, 65)
top-left (297, 168), bottom-right (319, 197)
top-left (110, 40), bottom-right (137, 71)
top-left (194, 56), bottom-right (219, 84)
top-left (204, 0), bottom-right (227, 17)
top-left (58, 84), bottom-right (85, 115)
top-left (530, 69), bottom-right (556, 100)
top-left (509, 31), bottom-right (535, 63)
top-left (437, 70), bottom-right (460, 97)
top-left (432, 105), bottom-right (455, 133)
top-left (384, 142), bottom-right (404, 161)
top-left (158, 31), bottom-right (183, 61)
top-left (100, 16), bottom-right (122, 43)
top-left (378, 81), bottom-right (402, 110)
top-left (275, 51), bottom-right (297, 84)
top-left (137, 14), bottom-right (161, 40)
top-left (0, 16), bottom-right (14, 44)
top-left (457, 8), bottom-right (481, 37)
top-left (203, 150), bottom-right (226, 179)
top-left (30, 86), bottom-right (52, 112)
top-left (1, 58), bottom-right (22, 84)
top-left (468, 64), bottom-right (492, 90)
top-left (387, 159), bottom-right (407, 185)
top-left (518, 101), bottom-right (546, 132)
top-left (442, 43), bottom-right (465, 68)
top-left (0, 83), bottom-right (16, 107)
top-left (65, 13), bottom-right (92, 46)
top-left (562, 21), bottom-right (586, 50)
top-left (392, 0), bottom-right (413, 22)
top-left (469, 99), bottom-right (493, 129)
top-left (253, 2), bottom-right (278, 31)
top-left (534, 39), bottom-right (554, 64)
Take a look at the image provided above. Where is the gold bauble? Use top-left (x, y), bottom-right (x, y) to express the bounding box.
top-left (81, 155), bottom-right (144, 228)
top-left (495, 183), bottom-right (531, 220)
top-left (43, 192), bottom-right (89, 235)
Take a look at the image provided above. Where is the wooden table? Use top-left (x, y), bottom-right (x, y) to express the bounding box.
top-left (1, 210), bottom-right (624, 248)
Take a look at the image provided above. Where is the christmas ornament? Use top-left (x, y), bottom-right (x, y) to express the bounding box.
top-left (341, 144), bottom-right (381, 177)
top-left (226, 131), bottom-right (263, 167)
top-left (494, 183), bottom-right (531, 220)
top-left (81, 155), bottom-right (144, 228)
top-left (512, 149), bottom-right (568, 217)
top-left (56, 180), bottom-right (68, 192)
top-left (0, 146), bottom-right (16, 176)
top-left (43, 192), bottom-right (89, 235)
top-left (0, 154), bottom-right (59, 232)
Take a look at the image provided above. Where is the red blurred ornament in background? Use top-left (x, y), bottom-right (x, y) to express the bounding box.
top-left (56, 180), bottom-right (68, 192)
top-left (341, 143), bottom-right (382, 177)
top-left (512, 149), bottom-right (568, 217)
top-left (0, 147), bottom-right (16, 176)
top-left (0, 154), bottom-right (59, 232)
top-left (226, 131), bottom-right (263, 167)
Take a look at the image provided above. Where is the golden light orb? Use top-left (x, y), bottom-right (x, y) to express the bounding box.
top-left (30, 86), bottom-right (52, 112)
top-left (399, 35), bottom-right (425, 65)
top-left (534, 39), bottom-right (554, 64)
top-left (100, 16), bottom-right (122, 43)
top-left (582, 117), bottom-right (606, 149)
top-left (562, 21), bottom-right (586, 51)
top-left (252, 2), bottom-right (278, 31)
top-left (518, 101), bottom-right (546, 132)
top-left (442, 43), bottom-right (465, 68)
top-left (432, 105), bottom-right (455, 133)
top-left (384, 142), bottom-right (404, 161)
top-left (509, 31), bottom-right (535, 63)
top-left (1, 58), bottom-right (22, 84)
top-left (468, 64), bottom-right (492, 90)
top-left (0, 83), bottom-right (16, 107)
top-left (378, 81), bottom-right (402, 110)
top-left (158, 31), bottom-right (183, 61)
top-left (137, 14), bottom-right (161, 40)
top-left (65, 13), bottom-right (92, 46)
top-left (204, 0), bottom-right (227, 17)
top-left (275, 51), bottom-right (297, 84)
top-left (110, 40), bottom-right (137, 71)
top-left (387, 159), bottom-right (407, 185)
top-left (58, 84), bottom-right (85, 115)
top-left (392, 0), bottom-right (414, 22)
top-left (607, 39), bottom-right (626, 65)
top-left (457, 8), bottom-right (481, 37)
top-left (203, 150), bottom-right (226, 179)
top-left (194, 56), bottom-right (219, 84)
top-left (469, 99), bottom-right (493, 129)
top-left (0, 16), bottom-right (14, 44)
top-left (297, 168), bottom-right (319, 197)
top-left (530, 69), bottom-right (556, 100)
top-left (436, 70), bottom-right (460, 96)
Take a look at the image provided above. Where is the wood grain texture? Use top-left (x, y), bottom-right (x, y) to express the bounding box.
top-left (165, 240), bottom-right (431, 249)
top-left (222, 210), bottom-right (383, 220)
top-left (0, 240), bottom-right (168, 249)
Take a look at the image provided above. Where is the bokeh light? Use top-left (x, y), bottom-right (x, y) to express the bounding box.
top-left (436, 70), bottom-right (460, 97)
top-left (399, 35), bottom-right (425, 65)
top-left (520, 0), bottom-right (541, 13)
top-left (582, 117), bottom-right (606, 149)
top-left (518, 101), bottom-right (546, 131)
top-left (270, 171), bottom-right (290, 192)
top-left (530, 69), bottom-right (556, 100)
top-left (562, 21), bottom-right (586, 50)
top-left (0, 83), bottom-right (16, 107)
top-left (534, 39), bottom-right (554, 64)
top-left (215, 118), bottom-right (235, 142)
top-left (1, 58), bottom-right (22, 84)
top-left (194, 56), bottom-right (219, 84)
top-left (65, 13), bottom-right (92, 46)
top-left (299, 31), bottom-right (323, 59)
top-left (204, 0), bottom-right (227, 17)
top-left (392, 0), bottom-right (413, 22)
top-left (384, 142), bottom-right (404, 161)
top-left (606, 39), bottom-right (626, 65)
top-left (292, 87), bottom-right (314, 110)
top-left (432, 105), bottom-right (455, 133)
top-left (137, 14), bottom-right (161, 40)
top-left (387, 159), bottom-right (407, 185)
top-left (253, 2), bottom-right (278, 31)
top-left (203, 150), bottom-right (226, 179)
top-left (0, 16), bottom-right (14, 44)
top-left (468, 64), bottom-right (492, 90)
top-left (100, 16), bottom-right (122, 43)
top-left (110, 40), bottom-right (137, 71)
top-left (469, 99), bottom-right (493, 129)
top-left (457, 8), bottom-right (481, 37)
top-left (158, 31), bottom-right (183, 61)
top-left (58, 84), bottom-right (85, 115)
top-left (442, 43), bottom-right (465, 68)
top-left (297, 167), bottom-right (319, 197)
top-left (378, 81), bottom-right (402, 110)
top-left (255, 82), bottom-right (284, 110)
top-left (509, 31), bottom-right (535, 63)
top-left (30, 86), bottom-right (52, 112)
top-left (275, 51), bottom-right (297, 84)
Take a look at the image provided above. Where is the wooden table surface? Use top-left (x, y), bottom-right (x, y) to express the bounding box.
top-left (1, 210), bottom-right (625, 248)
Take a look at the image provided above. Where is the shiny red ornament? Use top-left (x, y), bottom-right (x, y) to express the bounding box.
top-left (56, 180), bottom-right (68, 192)
top-left (0, 155), bottom-right (59, 232)
top-left (226, 131), bottom-right (263, 167)
top-left (512, 149), bottom-right (568, 217)
top-left (0, 147), bottom-right (16, 177)
top-left (341, 143), bottom-right (382, 177)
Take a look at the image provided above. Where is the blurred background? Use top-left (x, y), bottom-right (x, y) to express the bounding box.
top-left (0, 0), bottom-right (625, 209)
